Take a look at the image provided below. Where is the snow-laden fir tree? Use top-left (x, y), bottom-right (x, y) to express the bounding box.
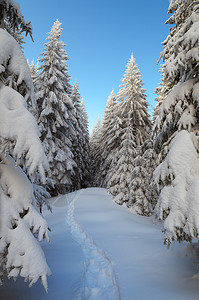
top-left (153, 67), bottom-right (171, 122)
top-left (90, 116), bottom-right (102, 186)
top-left (70, 81), bottom-right (83, 189)
top-left (79, 97), bottom-right (91, 187)
top-left (35, 19), bottom-right (76, 195)
top-left (153, 0), bottom-right (199, 245)
top-left (27, 59), bottom-right (52, 211)
top-left (29, 59), bottom-right (39, 81)
top-left (0, 0), bottom-right (51, 290)
top-left (79, 99), bottom-right (91, 188)
top-left (70, 82), bottom-right (91, 189)
top-left (117, 54), bottom-right (150, 146)
top-left (129, 140), bottom-right (157, 216)
top-left (0, 0), bottom-right (33, 42)
top-left (94, 90), bottom-right (119, 187)
top-left (108, 54), bottom-right (151, 213)
top-left (28, 59), bottom-right (39, 113)
top-left (80, 98), bottom-right (89, 129)
top-left (108, 120), bottom-right (137, 204)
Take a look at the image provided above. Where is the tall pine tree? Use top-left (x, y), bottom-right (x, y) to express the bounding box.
top-left (35, 19), bottom-right (76, 195)
top-left (108, 54), bottom-right (151, 211)
top-left (129, 139), bottom-right (157, 216)
top-left (79, 98), bottom-right (91, 187)
top-left (70, 82), bottom-right (91, 189)
top-left (94, 90), bottom-right (119, 187)
top-left (0, 0), bottom-right (51, 290)
top-left (90, 116), bottom-right (102, 186)
top-left (153, 0), bottom-right (199, 245)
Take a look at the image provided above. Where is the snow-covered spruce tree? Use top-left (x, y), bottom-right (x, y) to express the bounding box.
top-left (108, 54), bottom-right (151, 212)
top-left (79, 98), bottom-right (91, 187)
top-left (27, 59), bottom-right (52, 211)
top-left (70, 82), bottom-right (91, 189)
top-left (79, 100), bottom-right (91, 188)
top-left (108, 121), bottom-right (137, 204)
top-left (70, 82), bottom-right (83, 189)
top-left (94, 90), bottom-right (119, 187)
top-left (129, 140), bottom-right (157, 216)
top-left (0, 1), bottom-right (51, 291)
top-left (153, 0), bottom-right (199, 245)
top-left (35, 19), bottom-right (76, 195)
top-left (153, 67), bottom-right (170, 122)
top-left (6, 23), bottom-right (25, 47)
top-left (29, 59), bottom-right (39, 82)
top-left (80, 98), bottom-right (89, 130)
top-left (0, 0), bottom-right (33, 42)
top-left (90, 116), bottom-right (102, 186)
top-left (28, 59), bottom-right (39, 114)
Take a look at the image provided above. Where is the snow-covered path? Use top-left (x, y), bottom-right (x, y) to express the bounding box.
top-left (1, 187), bottom-right (199, 300)
top-left (66, 190), bottom-right (121, 300)
top-left (75, 188), bottom-right (199, 300)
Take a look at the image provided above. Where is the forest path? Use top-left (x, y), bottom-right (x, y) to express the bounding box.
top-left (65, 189), bottom-right (121, 300)
top-left (1, 188), bottom-right (199, 300)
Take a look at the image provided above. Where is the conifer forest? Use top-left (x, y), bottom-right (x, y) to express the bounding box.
top-left (1, 1), bottom-right (199, 299)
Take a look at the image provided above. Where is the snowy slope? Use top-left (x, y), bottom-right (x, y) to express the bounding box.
top-left (1, 187), bottom-right (199, 300)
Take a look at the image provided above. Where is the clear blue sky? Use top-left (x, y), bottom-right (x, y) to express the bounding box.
top-left (19, 0), bottom-right (170, 133)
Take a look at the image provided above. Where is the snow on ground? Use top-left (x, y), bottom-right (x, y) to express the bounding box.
top-left (66, 189), bottom-right (121, 300)
top-left (0, 192), bottom-right (84, 300)
top-left (1, 187), bottom-right (199, 300)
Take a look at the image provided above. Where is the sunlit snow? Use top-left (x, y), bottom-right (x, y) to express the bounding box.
top-left (1, 188), bottom-right (199, 300)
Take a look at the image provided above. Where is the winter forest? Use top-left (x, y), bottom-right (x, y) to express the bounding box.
top-left (1, 0), bottom-right (199, 299)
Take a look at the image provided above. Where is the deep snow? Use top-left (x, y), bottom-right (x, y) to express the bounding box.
top-left (1, 187), bottom-right (199, 300)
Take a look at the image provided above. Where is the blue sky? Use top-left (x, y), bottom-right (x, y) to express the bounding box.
top-left (19, 0), bottom-right (170, 132)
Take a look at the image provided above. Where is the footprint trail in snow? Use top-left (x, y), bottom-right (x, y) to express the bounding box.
top-left (66, 190), bottom-right (121, 300)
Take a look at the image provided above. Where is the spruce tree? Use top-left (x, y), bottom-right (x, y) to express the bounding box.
top-left (70, 82), bottom-right (91, 189)
top-left (70, 81), bottom-right (83, 189)
top-left (90, 117), bottom-right (102, 186)
top-left (79, 98), bottom-right (91, 187)
top-left (153, 67), bottom-right (170, 122)
top-left (29, 59), bottom-right (39, 81)
top-left (0, 0), bottom-right (51, 290)
top-left (129, 140), bottom-right (157, 216)
top-left (153, 0), bottom-right (199, 245)
top-left (117, 54), bottom-right (150, 145)
top-left (108, 54), bottom-right (151, 209)
top-left (0, 0), bottom-right (33, 41)
top-left (35, 19), bottom-right (76, 195)
top-left (95, 90), bottom-right (119, 187)
top-left (80, 98), bottom-right (89, 130)
top-left (108, 120), bottom-right (137, 204)
top-left (28, 59), bottom-right (39, 114)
